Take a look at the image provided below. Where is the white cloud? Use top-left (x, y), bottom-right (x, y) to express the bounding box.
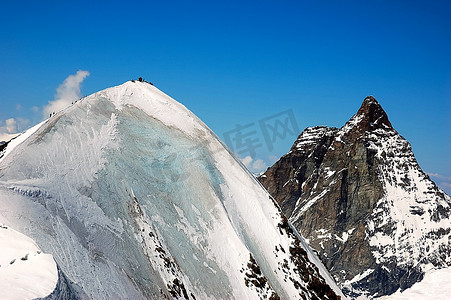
top-left (427, 173), bottom-right (451, 181)
top-left (241, 156), bottom-right (253, 169)
top-left (0, 118), bottom-right (31, 136)
top-left (0, 118), bottom-right (18, 142)
top-left (427, 172), bottom-right (451, 195)
top-left (1, 71), bottom-right (89, 141)
top-left (252, 159), bottom-right (267, 172)
top-left (43, 70), bottom-right (90, 118)
top-left (5, 118), bottom-right (17, 134)
top-left (17, 118), bottom-right (30, 129)
top-left (240, 156), bottom-right (268, 174)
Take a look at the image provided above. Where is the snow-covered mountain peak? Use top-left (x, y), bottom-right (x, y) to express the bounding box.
top-left (83, 80), bottom-right (207, 139)
top-left (0, 82), bottom-right (342, 299)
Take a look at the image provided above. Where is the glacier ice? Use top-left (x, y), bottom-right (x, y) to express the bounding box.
top-left (0, 81), bottom-right (343, 299)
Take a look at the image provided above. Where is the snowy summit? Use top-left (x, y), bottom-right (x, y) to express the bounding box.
top-left (0, 81), bottom-right (343, 299)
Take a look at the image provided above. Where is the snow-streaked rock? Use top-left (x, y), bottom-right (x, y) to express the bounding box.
top-left (260, 96), bottom-right (451, 299)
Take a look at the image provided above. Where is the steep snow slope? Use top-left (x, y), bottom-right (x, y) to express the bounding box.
top-left (0, 81), bottom-right (343, 299)
top-left (0, 120), bottom-right (46, 162)
top-left (0, 224), bottom-right (57, 300)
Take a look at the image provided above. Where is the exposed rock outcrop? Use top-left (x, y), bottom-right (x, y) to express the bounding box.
top-left (259, 96), bottom-right (451, 298)
top-left (0, 141), bottom-right (9, 160)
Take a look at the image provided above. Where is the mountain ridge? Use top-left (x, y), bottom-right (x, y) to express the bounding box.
top-left (259, 96), bottom-right (450, 299)
top-left (0, 81), bottom-right (342, 299)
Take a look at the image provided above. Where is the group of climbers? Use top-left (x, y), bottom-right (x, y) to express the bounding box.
top-left (132, 77), bottom-right (153, 85)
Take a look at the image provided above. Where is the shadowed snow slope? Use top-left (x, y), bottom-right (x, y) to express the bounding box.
top-left (0, 81), bottom-right (343, 299)
top-left (377, 268), bottom-right (451, 300)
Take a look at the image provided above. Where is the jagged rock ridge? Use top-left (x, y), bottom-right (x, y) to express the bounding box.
top-left (259, 96), bottom-right (451, 298)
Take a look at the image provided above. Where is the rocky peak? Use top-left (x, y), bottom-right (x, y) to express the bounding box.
top-left (353, 96), bottom-right (392, 131)
top-left (259, 96), bottom-right (451, 299)
top-left (335, 96), bottom-right (393, 143)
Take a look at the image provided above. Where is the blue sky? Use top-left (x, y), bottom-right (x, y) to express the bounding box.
top-left (0, 0), bottom-right (450, 193)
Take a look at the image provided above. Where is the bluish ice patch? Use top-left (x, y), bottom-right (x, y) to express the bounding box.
top-left (92, 105), bottom-right (233, 297)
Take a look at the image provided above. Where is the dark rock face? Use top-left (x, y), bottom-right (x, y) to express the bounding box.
top-left (259, 97), bottom-right (451, 298)
top-left (0, 141), bottom-right (9, 160)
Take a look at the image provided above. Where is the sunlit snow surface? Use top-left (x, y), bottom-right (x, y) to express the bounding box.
top-left (0, 120), bottom-right (47, 163)
top-left (0, 82), bottom-right (343, 299)
top-left (0, 224), bottom-right (58, 300)
top-left (365, 129), bottom-right (451, 271)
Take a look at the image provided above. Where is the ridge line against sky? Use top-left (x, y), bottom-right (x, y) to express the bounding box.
top-left (0, 0), bottom-right (450, 193)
